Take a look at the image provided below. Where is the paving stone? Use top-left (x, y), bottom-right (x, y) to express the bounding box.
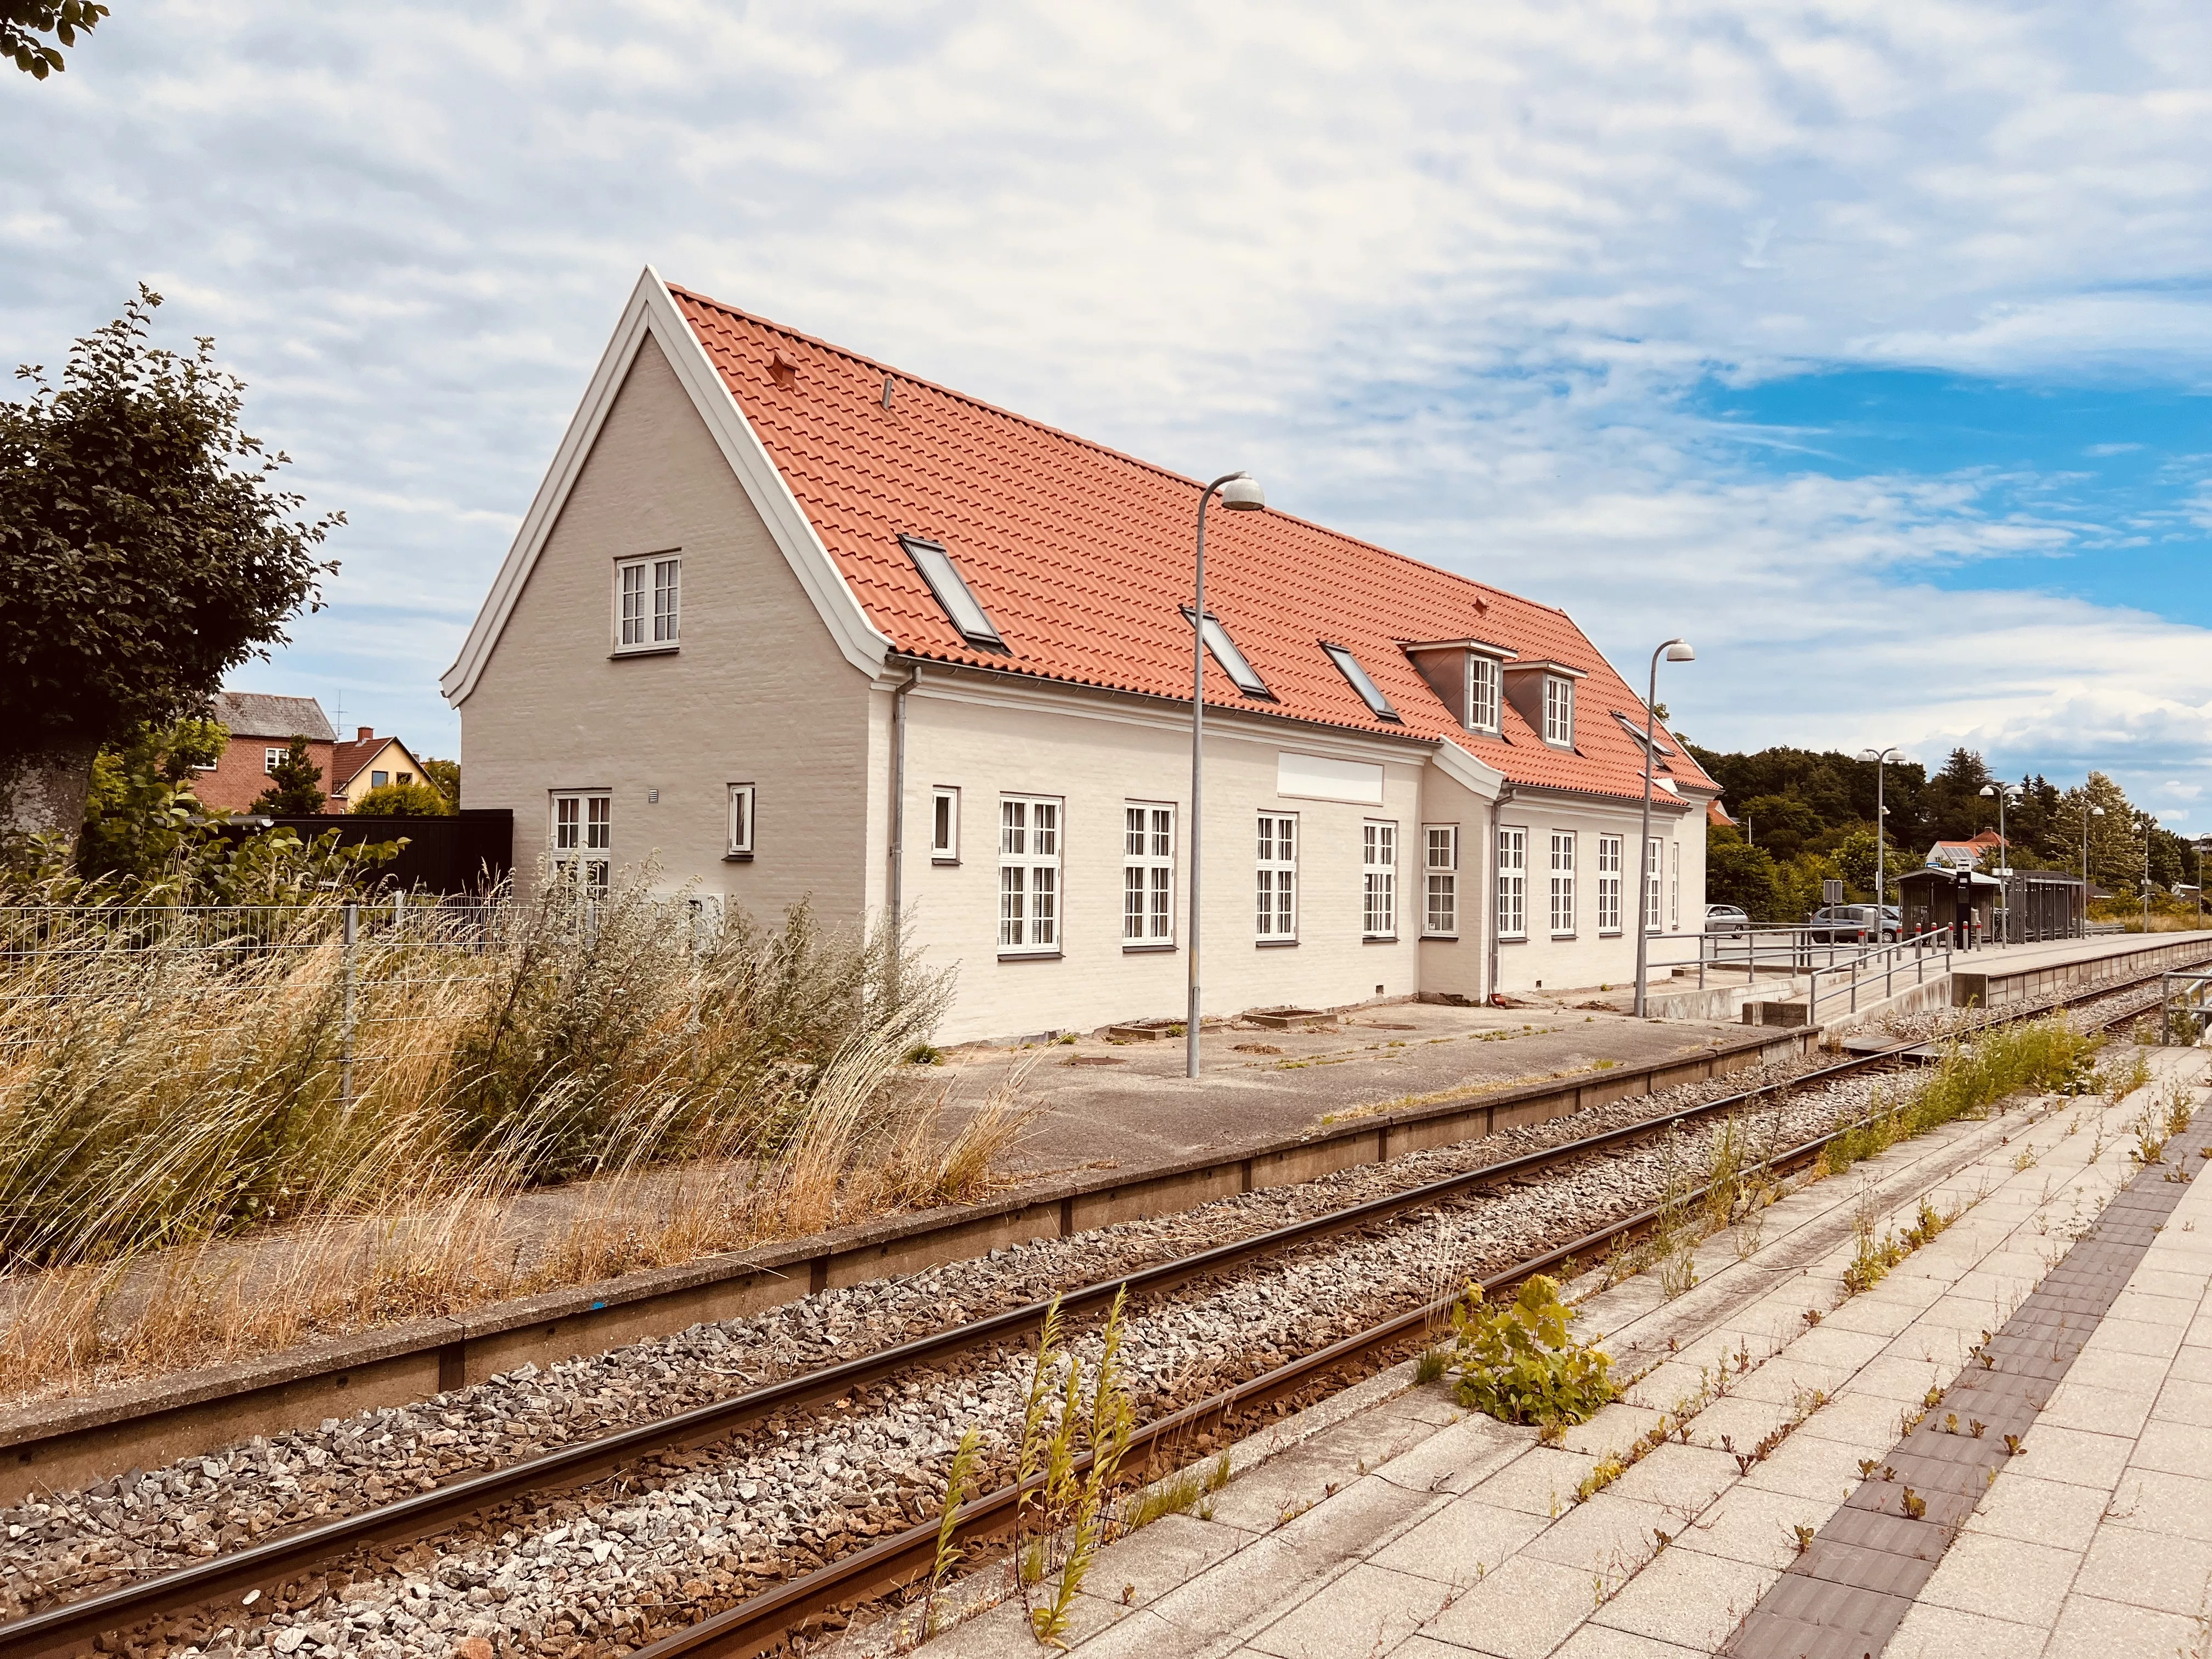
top-left (1076, 1513), bottom-right (1258, 1612)
top-left (1369, 1415), bottom-right (1531, 1498)
top-left (1997, 1424), bottom-right (2131, 1491)
top-left (1959, 1470), bottom-right (2109, 1550)
top-left (1369, 1498), bottom-right (1547, 1585)
top-left (1881, 1601), bottom-right (2050, 1659)
top-left (1674, 1486), bottom-right (1838, 1570)
top-left (1463, 1447), bottom-right (1599, 1519)
top-left (1519, 1492), bottom-right (1674, 1581)
top-left (2069, 1524), bottom-right (2212, 1616)
top-left (1735, 1431), bottom-right (1878, 1504)
top-left (1419, 1553), bottom-right (1607, 1659)
top-left (1245, 1562), bottom-right (1441, 1659)
top-left (2101, 1469), bottom-right (2212, 1542)
top-left (2041, 1593), bottom-right (2204, 1659)
top-left (1912, 1527), bottom-right (2080, 1624)
top-left (1603, 1442), bottom-right (1738, 1514)
top-left (1545, 1628), bottom-right (1707, 1658)
top-left (1585, 1543), bottom-right (1776, 1650)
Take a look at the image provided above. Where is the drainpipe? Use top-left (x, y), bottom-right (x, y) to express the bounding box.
top-left (1487, 787), bottom-right (1514, 1005)
top-left (887, 662), bottom-right (921, 991)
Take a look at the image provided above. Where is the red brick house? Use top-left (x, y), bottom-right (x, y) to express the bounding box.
top-left (191, 693), bottom-right (338, 815)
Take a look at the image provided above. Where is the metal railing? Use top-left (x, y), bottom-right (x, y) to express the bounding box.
top-left (1804, 926), bottom-right (1956, 1024)
top-left (2159, 972), bottom-right (2212, 1046)
top-left (1649, 924), bottom-right (1933, 989)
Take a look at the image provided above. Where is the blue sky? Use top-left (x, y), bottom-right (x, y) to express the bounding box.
top-left (4, 2), bottom-right (2212, 827)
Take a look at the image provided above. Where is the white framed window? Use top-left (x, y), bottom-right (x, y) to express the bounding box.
top-left (1122, 802), bottom-right (1175, 944)
top-left (264, 747), bottom-right (285, 774)
top-left (1645, 837), bottom-right (1663, 930)
top-left (1542, 675), bottom-right (1574, 746)
top-left (1362, 820), bottom-right (1398, 940)
top-left (1424, 825), bottom-right (1458, 938)
top-left (616, 554), bottom-right (681, 651)
top-left (1549, 831), bottom-right (1576, 936)
top-left (1468, 655), bottom-right (1502, 734)
top-left (1497, 825), bottom-right (1527, 940)
top-left (552, 791), bottom-right (612, 892)
top-left (930, 787), bottom-right (960, 864)
top-left (1596, 834), bottom-right (1623, 935)
top-left (370, 769), bottom-right (390, 790)
top-left (998, 794), bottom-right (1060, 953)
top-left (1257, 812), bottom-right (1297, 941)
top-left (1670, 840), bottom-right (1680, 929)
top-left (726, 783), bottom-right (755, 857)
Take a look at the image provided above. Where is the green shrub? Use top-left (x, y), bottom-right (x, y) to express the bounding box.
top-left (1825, 1015), bottom-right (2102, 1177)
top-left (1446, 1275), bottom-right (1616, 1428)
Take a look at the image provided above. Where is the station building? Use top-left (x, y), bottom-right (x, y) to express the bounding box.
top-left (443, 271), bottom-right (1717, 1043)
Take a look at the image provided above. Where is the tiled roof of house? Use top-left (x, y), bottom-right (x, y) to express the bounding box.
top-left (669, 284), bottom-right (1714, 808)
top-left (210, 692), bottom-right (334, 743)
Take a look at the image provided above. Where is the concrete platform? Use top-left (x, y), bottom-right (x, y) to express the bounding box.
top-left (879, 1039), bottom-right (2212, 1658)
top-left (934, 1001), bottom-right (1758, 1173)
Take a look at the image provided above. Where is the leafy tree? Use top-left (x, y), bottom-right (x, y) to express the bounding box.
top-left (0, 288), bottom-right (340, 847)
top-left (1736, 793), bottom-right (1824, 862)
top-left (420, 757), bottom-right (461, 808)
top-left (77, 718), bottom-right (228, 885)
top-left (1831, 827), bottom-right (1901, 904)
top-left (3, 0), bottom-right (105, 78)
top-left (1705, 831), bottom-right (1783, 921)
top-left (349, 780), bottom-right (452, 817)
top-left (250, 738), bottom-right (326, 815)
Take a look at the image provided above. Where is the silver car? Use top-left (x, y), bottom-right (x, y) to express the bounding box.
top-left (1703, 904), bottom-right (1751, 933)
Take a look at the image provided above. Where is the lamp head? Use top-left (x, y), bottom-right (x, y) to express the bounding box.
top-left (1979, 785), bottom-right (1995, 797)
top-left (1664, 640), bottom-right (1696, 662)
top-left (1218, 475), bottom-right (1266, 511)
top-left (2091, 806), bottom-right (2105, 817)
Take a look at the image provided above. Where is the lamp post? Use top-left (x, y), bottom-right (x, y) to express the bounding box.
top-left (1979, 782), bottom-right (2022, 944)
top-left (1186, 470), bottom-right (1266, 1079)
top-left (2084, 803), bottom-right (2104, 937)
top-left (2139, 811), bottom-right (2155, 935)
top-left (1860, 747), bottom-right (1901, 939)
top-left (2197, 838), bottom-right (2211, 929)
top-left (1633, 638), bottom-right (1696, 1017)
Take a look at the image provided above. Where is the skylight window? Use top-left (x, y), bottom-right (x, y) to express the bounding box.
top-left (1612, 712), bottom-right (1675, 755)
top-left (900, 535), bottom-right (1005, 650)
top-left (1182, 608), bottom-right (1272, 699)
top-left (1320, 643), bottom-right (1401, 722)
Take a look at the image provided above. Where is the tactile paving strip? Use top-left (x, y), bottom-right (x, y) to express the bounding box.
top-left (1726, 1126), bottom-right (2212, 1659)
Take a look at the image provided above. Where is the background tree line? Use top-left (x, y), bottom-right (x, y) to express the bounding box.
top-left (1688, 742), bottom-right (2206, 923)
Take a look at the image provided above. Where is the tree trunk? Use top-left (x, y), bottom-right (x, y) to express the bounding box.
top-left (0, 740), bottom-right (99, 848)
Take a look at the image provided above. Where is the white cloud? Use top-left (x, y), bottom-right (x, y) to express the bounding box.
top-left (2, 0), bottom-right (2210, 800)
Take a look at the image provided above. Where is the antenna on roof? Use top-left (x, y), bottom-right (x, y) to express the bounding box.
top-left (881, 376), bottom-right (895, 410)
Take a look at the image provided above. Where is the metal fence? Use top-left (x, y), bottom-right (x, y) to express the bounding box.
top-left (2158, 972), bottom-right (2212, 1046)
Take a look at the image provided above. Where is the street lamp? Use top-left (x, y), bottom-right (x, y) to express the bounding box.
top-left (1185, 470), bottom-right (1266, 1079)
top-left (1979, 782), bottom-right (2022, 944)
top-left (2138, 811), bottom-right (2155, 935)
top-left (1633, 638), bottom-right (1696, 1017)
top-left (2084, 804), bottom-right (2104, 937)
top-left (1860, 748), bottom-right (1901, 939)
top-left (2197, 838), bottom-right (2211, 929)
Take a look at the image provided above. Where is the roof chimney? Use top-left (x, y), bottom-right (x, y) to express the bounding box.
top-left (357, 726), bottom-right (373, 742)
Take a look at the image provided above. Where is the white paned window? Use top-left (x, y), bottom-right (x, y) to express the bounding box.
top-left (264, 747), bottom-right (285, 774)
top-left (1122, 803), bottom-right (1175, 943)
top-left (726, 783), bottom-right (755, 856)
top-left (930, 787), bottom-right (959, 862)
top-left (552, 791), bottom-right (612, 892)
top-left (1497, 826), bottom-right (1527, 940)
top-left (1596, 834), bottom-right (1623, 934)
top-left (1256, 812), bottom-right (1297, 940)
top-left (1362, 820), bottom-right (1398, 940)
top-left (1468, 656), bottom-right (1501, 733)
top-left (1424, 825), bottom-right (1458, 938)
top-left (998, 795), bottom-right (1061, 952)
top-left (1645, 837), bottom-right (1663, 930)
top-left (1549, 831), bottom-right (1576, 936)
top-left (1543, 675), bottom-right (1574, 746)
top-left (616, 555), bottom-right (681, 650)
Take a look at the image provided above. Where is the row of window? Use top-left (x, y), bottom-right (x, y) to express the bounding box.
top-left (1493, 828), bottom-right (1678, 938)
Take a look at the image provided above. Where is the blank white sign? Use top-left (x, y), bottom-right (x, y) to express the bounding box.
top-left (1277, 751), bottom-right (1385, 805)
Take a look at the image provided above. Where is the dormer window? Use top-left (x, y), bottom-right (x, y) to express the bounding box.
top-left (1183, 608), bottom-right (1272, 699)
top-left (1543, 675), bottom-right (1574, 746)
top-left (901, 535), bottom-right (1006, 650)
top-left (1319, 643), bottom-right (1400, 722)
top-left (1468, 654), bottom-right (1501, 733)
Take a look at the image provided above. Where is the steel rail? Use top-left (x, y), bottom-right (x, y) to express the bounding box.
top-left (0, 966), bottom-right (2186, 1659)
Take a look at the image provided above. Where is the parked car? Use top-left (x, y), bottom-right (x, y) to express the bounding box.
top-left (1703, 904), bottom-right (1751, 933)
top-left (1804, 904), bottom-right (1899, 944)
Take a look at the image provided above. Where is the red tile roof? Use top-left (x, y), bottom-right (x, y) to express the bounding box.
top-left (669, 284), bottom-right (1713, 809)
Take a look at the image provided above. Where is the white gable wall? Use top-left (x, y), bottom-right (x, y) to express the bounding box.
top-left (457, 335), bottom-right (879, 919)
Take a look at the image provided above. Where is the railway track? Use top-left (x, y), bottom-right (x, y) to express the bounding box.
top-left (0, 964), bottom-right (2189, 1659)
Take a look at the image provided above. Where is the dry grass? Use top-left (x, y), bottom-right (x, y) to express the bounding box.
top-left (0, 877), bottom-right (1034, 1402)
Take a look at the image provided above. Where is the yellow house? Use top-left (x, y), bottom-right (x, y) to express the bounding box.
top-left (330, 727), bottom-right (433, 811)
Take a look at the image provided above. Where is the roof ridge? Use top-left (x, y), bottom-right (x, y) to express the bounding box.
top-left (664, 281), bottom-right (1537, 618)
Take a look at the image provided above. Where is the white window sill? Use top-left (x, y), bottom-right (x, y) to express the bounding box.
top-left (1122, 941), bottom-right (1176, 954)
top-left (1255, 937), bottom-right (1299, 948)
top-left (1421, 932), bottom-right (1459, 941)
top-left (721, 851), bottom-right (754, 862)
top-left (610, 645), bottom-right (680, 659)
top-left (1499, 935), bottom-right (1528, 945)
top-left (1361, 935), bottom-right (1399, 945)
top-left (998, 949), bottom-right (1063, 962)
top-left (1550, 933), bottom-right (1576, 941)
top-left (931, 855), bottom-right (960, 866)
